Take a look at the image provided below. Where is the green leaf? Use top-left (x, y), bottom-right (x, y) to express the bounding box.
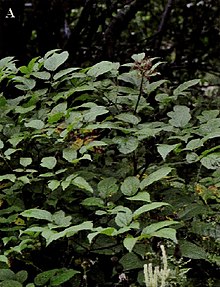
top-left (15, 271), bottom-right (28, 283)
top-left (72, 176), bottom-right (93, 193)
top-left (113, 136), bottom-right (139, 154)
top-left (126, 191), bottom-right (151, 202)
top-left (152, 228), bottom-right (177, 243)
top-left (115, 113), bottom-right (140, 125)
top-left (40, 157), bottom-right (57, 169)
top-left (19, 157), bottom-right (32, 167)
top-left (180, 241), bottom-right (207, 259)
top-left (21, 208), bottom-right (52, 221)
top-left (65, 221), bottom-right (93, 237)
top-left (84, 106), bottom-right (108, 122)
top-left (157, 144), bottom-right (179, 160)
top-left (140, 167), bottom-right (172, 189)
top-left (50, 269), bottom-right (80, 286)
top-left (87, 61), bottom-right (119, 78)
top-left (121, 176), bottom-right (140, 196)
top-left (133, 202), bottom-right (169, 219)
top-left (184, 139), bottom-right (203, 150)
top-left (98, 178), bottom-right (118, 199)
top-left (123, 236), bottom-right (139, 252)
top-left (34, 269), bottom-right (58, 286)
top-left (0, 139), bottom-right (4, 149)
top-left (0, 280), bottom-right (22, 287)
top-left (32, 71), bottom-right (51, 80)
top-left (0, 269), bottom-right (15, 281)
top-left (131, 53), bottom-right (145, 62)
top-left (25, 120), bottom-right (45, 129)
top-left (13, 76), bottom-right (36, 90)
top-left (44, 51), bottom-right (69, 71)
top-left (201, 153), bottom-right (220, 169)
top-left (168, 105), bottom-right (191, 127)
top-left (48, 180), bottom-right (60, 191)
top-left (119, 253), bottom-right (143, 270)
top-left (62, 148), bottom-right (77, 162)
top-left (142, 220), bottom-right (179, 234)
top-left (115, 208), bottom-right (133, 227)
top-left (53, 67), bottom-right (80, 80)
top-left (145, 80), bottom-right (168, 95)
top-left (81, 197), bottom-right (105, 208)
top-left (173, 79), bottom-right (200, 96)
top-left (52, 210), bottom-right (72, 227)
top-left (0, 174), bottom-right (16, 182)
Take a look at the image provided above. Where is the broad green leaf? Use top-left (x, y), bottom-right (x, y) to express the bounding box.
top-left (72, 176), bottom-right (93, 193)
top-left (113, 136), bottom-right (139, 154)
top-left (65, 221), bottom-right (93, 237)
top-left (48, 180), bottom-right (60, 191)
top-left (133, 202), bottom-right (169, 219)
top-left (115, 113), bottom-right (140, 125)
top-left (180, 241), bottom-right (207, 259)
top-left (87, 227), bottom-right (115, 243)
top-left (126, 191), bottom-right (151, 202)
top-left (53, 67), bottom-right (80, 80)
top-left (25, 120), bottom-right (45, 129)
top-left (15, 270), bottom-right (28, 283)
top-left (142, 220), bottom-right (179, 234)
top-left (13, 76), bottom-right (36, 90)
top-left (19, 157), bottom-right (32, 167)
top-left (184, 139), bottom-right (203, 150)
top-left (15, 105), bottom-right (35, 114)
top-left (197, 110), bottom-right (219, 123)
top-left (140, 167), bottom-right (172, 190)
top-left (121, 176), bottom-right (140, 196)
top-left (157, 144), bottom-right (179, 160)
top-left (87, 61), bottom-right (119, 78)
top-left (152, 228), bottom-right (177, 243)
top-left (34, 269), bottom-right (58, 286)
top-left (50, 269), bottom-right (80, 286)
top-left (62, 148), bottom-right (77, 162)
top-left (0, 174), bottom-right (16, 182)
top-left (44, 51), bottom-right (69, 71)
top-left (0, 280), bottom-right (22, 287)
top-left (40, 157), bottom-right (57, 169)
top-left (186, 152), bottom-right (199, 163)
top-left (145, 80), bottom-right (168, 95)
top-left (21, 208), bottom-right (52, 221)
top-left (32, 71), bottom-right (51, 80)
top-left (52, 210), bottom-right (72, 227)
top-left (50, 102), bottom-right (67, 114)
top-left (168, 105), bottom-right (191, 127)
top-left (0, 256), bottom-right (8, 264)
top-left (119, 253), bottom-right (143, 270)
top-left (123, 236), bottom-right (139, 252)
top-left (81, 197), bottom-right (105, 208)
top-left (115, 208), bottom-right (133, 227)
top-left (131, 53), bottom-right (145, 62)
top-left (84, 106), bottom-right (108, 122)
top-left (0, 139), bottom-right (4, 149)
top-left (201, 153), bottom-right (220, 169)
top-left (98, 178), bottom-right (118, 199)
top-left (173, 79), bottom-right (200, 96)
top-left (0, 269), bottom-right (15, 281)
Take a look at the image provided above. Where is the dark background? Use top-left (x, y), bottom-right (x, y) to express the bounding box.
top-left (0, 0), bottom-right (219, 81)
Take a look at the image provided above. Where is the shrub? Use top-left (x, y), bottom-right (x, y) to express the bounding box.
top-left (0, 50), bottom-right (220, 286)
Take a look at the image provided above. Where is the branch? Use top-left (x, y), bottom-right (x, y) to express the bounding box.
top-left (103, 0), bottom-right (144, 58)
top-left (154, 0), bottom-right (174, 51)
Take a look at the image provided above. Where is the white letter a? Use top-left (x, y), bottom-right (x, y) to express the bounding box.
top-left (5, 8), bottom-right (15, 18)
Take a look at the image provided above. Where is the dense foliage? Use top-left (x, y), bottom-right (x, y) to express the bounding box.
top-left (0, 50), bottom-right (220, 286)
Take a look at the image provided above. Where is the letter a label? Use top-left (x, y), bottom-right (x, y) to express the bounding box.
top-left (5, 8), bottom-right (15, 18)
